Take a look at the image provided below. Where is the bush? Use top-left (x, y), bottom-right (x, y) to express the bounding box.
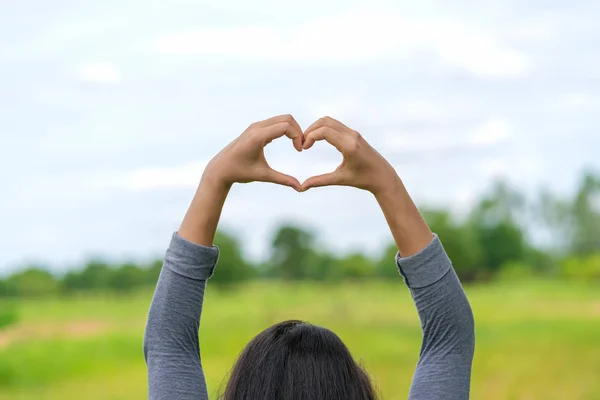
top-left (0, 280), bottom-right (17, 297)
top-left (497, 261), bottom-right (537, 281)
top-left (0, 305), bottom-right (18, 329)
top-left (560, 253), bottom-right (600, 281)
top-left (5, 268), bottom-right (58, 297)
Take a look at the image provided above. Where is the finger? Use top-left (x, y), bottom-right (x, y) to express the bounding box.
top-left (259, 168), bottom-right (302, 192)
top-left (321, 115), bottom-right (351, 130)
top-left (303, 126), bottom-right (344, 151)
top-left (304, 116), bottom-right (350, 136)
top-left (256, 122), bottom-right (304, 152)
top-left (301, 172), bottom-right (343, 191)
top-left (251, 114), bottom-right (303, 141)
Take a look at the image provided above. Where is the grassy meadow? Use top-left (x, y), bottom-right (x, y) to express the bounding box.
top-left (0, 280), bottom-right (599, 399)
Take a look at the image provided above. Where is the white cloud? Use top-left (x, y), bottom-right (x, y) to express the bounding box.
top-left (468, 116), bottom-right (511, 146)
top-left (76, 61), bottom-right (122, 84)
top-left (383, 116), bottom-right (511, 153)
top-left (431, 22), bottom-right (532, 77)
top-left (308, 94), bottom-right (365, 120)
top-left (152, 11), bottom-right (532, 77)
top-left (480, 157), bottom-right (509, 178)
top-left (385, 134), bottom-right (457, 152)
top-left (92, 161), bottom-right (207, 192)
top-left (394, 99), bottom-right (447, 120)
top-left (562, 93), bottom-right (593, 108)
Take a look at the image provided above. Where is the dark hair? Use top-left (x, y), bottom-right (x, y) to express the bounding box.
top-left (222, 320), bottom-right (377, 400)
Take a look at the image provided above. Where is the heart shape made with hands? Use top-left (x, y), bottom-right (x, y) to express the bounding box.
top-left (207, 114), bottom-right (380, 194)
top-left (263, 132), bottom-right (342, 186)
top-left (256, 115), bottom-right (360, 192)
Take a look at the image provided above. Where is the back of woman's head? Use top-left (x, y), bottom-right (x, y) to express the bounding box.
top-left (223, 320), bottom-right (377, 400)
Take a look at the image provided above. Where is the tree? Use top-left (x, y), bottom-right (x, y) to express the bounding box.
top-left (0, 279), bottom-right (17, 297)
top-left (468, 181), bottom-right (528, 274)
top-left (145, 259), bottom-right (163, 285)
top-left (270, 224), bottom-right (316, 280)
top-left (534, 171), bottom-right (600, 259)
top-left (0, 304), bottom-right (18, 329)
top-left (535, 187), bottom-right (572, 252)
top-left (338, 253), bottom-right (376, 280)
top-left (62, 259), bottom-right (112, 292)
top-left (570, 172), bottom-right (600, 255)
top-left (303, 251), bottom-right (340, 281)
top-left (6, 267), bottom-right (58, 297)
top-left (424, 210), bottom-right (483, 281)
top-left (376, 243), bottom-right (402, 279)
top-left (212, 230), bottom-right (256, 284)
top-left (107, 263), bottom-right (146, 293)
top-left (475, 221), bottom-right (526, 273)
top-left (560, 253), bottom-right (600, 281)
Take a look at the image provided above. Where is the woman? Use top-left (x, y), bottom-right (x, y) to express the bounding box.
top-left (144, 115), bottom-right (475, 399)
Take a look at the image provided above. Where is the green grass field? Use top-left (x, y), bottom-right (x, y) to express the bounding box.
top-left (0, 280), bottom-right (599, 399)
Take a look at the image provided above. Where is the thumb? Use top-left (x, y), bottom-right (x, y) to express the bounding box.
top-left (261, 168), bottom-right (302, 192)
top-left (301, 172), bottom-right (343, 191)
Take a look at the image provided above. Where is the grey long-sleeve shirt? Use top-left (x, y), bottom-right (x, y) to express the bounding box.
top-left (144, 233), bottom-right (475, 400)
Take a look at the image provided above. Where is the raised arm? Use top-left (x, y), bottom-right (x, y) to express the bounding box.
top-left (303, 117), bottom-right (475, 400)
top-left (143, 115), bottom-right (304, 400)
top-left (379, 185), bottom-right (475, 400)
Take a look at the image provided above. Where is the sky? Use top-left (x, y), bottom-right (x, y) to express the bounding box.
top-left (1, 0), bottom-right (599, 273)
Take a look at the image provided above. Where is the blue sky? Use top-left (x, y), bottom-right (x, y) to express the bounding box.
top-left (1, 0), bottom-right (599, 273)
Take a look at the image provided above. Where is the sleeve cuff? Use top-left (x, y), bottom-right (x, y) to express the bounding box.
top-left (164, 232), bottom-right (220, 280)
top-left (395, 234), bottom-right (452, 288)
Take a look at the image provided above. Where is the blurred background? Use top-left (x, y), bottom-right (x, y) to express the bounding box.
top-left (1, 1), bottom-right (599, 399)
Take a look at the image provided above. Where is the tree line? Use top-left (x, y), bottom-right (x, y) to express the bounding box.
top-left (1, 171), bottom-right (599, 298)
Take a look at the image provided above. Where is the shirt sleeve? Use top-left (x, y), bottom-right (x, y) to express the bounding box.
top-left (396, 234), bottom-right (475, 400)
top-left (143, 232), bottom-right (219, 400)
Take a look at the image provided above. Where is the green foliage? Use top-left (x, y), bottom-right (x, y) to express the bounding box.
top-left (107, 263), bottom-right (146, 293)
top-left (270, 224), bottom-right (316, 280)
top-left (269, 226), bottom-right (378, 281)
top-left (424, 210), bottom-right (484, 281)
top-left (560, 253), bottom-right (600, 281)
top-left (524, 247), bottom-right (557, 275)
top-left (469, 181), bottom-right (528, 275)
top-left (496, 261), bottom-right (537, 281)
top-left (5, 268), bottom-right (58, 297)
top-left (474, 221), bottom-right (526, 273)
top-left (212, 230), bottom-right (256, 285)
top-left (0, 280), bottom-right (17, 297)
top-left (0, 304), bottom-right (18, 329)
top-left (571, 172), bottom-right (600, 255)
top-left (62, 260), bottom-right (112, 293)
top-left (337, 253), bottom-right (375, 280)
top-left (300, 251), bottom-right (339, 281)
top-left (376, 244), bottom-right (401, 279)
top-left (536, 170), bottom-right (600, 256)
top-left (146, 259), bottom-right (163, 285)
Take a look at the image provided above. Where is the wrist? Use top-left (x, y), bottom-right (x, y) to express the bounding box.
top-left (371, 171), bottom-right (405, 200)
top-left (200, 164), bottom-right (233, 194)
top-left (374, 177), bottom-right (433, 257)
top-left (179, 172), bottom-right (230, 247)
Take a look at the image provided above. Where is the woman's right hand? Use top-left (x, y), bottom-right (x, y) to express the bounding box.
top-left (203, 114), bottom-right (304, 192)
top-left (180, 115), bottom-right (304, 247)
top-left (301, 116), bottom-right (401, 196)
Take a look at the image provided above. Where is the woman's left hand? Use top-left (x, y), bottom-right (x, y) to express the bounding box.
top-left (202, 114), bottom-right (304, 192)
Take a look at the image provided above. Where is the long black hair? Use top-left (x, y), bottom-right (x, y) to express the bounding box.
top-left (222, 320), bottom-right (377, 400)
